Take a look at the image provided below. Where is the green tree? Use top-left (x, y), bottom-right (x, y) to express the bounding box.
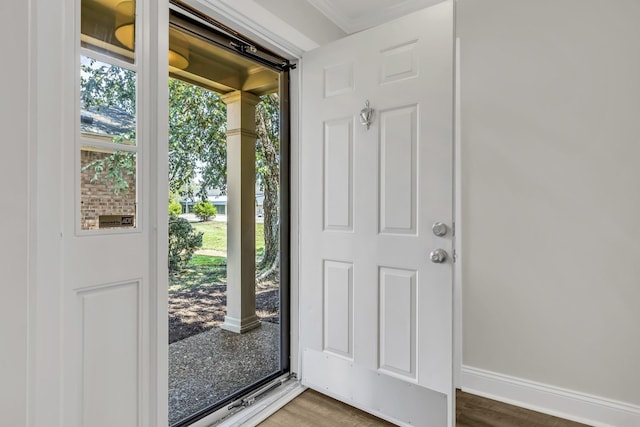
top-left (168, 79), bottom-right (227, 200)
top-left (256, 94), bottom-right (280, 279)
top-left (193, 201), bottom-right (217, 222)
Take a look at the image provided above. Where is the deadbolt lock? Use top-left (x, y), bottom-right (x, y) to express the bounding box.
top-left (432, 222), bottom-right (448, 237)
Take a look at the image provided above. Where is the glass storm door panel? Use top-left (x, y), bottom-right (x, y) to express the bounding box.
top-left (166, 10), bottom-right (290, 426)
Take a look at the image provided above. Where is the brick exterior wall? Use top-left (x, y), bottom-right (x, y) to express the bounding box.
top-left (81, 149), bottom-right (136, 230)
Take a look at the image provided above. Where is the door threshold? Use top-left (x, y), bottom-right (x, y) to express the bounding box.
top-left (188, 376), bottom-right (306, 427)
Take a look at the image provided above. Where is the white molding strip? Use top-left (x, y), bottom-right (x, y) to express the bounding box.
top-left (187, 381), bottom-right (306, 427)
top-left (461, 365), bottom-right (640, 427)
top-left (217, 381), bottom-right (306, 427)
top-left (182, 0), bottom-right (314, 58)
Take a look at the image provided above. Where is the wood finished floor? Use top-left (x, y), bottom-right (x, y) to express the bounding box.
top-left (258, 389), bottom-right (591, 427)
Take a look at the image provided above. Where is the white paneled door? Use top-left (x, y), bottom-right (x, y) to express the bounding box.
top-left (300, 1), bottom-right (454, 426)
top-left (60, 1), bottom-right (164, 425)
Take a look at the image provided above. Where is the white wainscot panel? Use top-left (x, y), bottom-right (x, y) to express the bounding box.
top-left (80, 281), bottom-right (140, 427)
top-left (380, 40), bottom-right (418, 85)
top-left (379, 267), bottom-right (416, 380)
top-left (324, 62), bottom-right (354, 98)
top-left (323, 260), bottom-right (353, 358)
top-left (324, 118), bottom-right (353, 231)
top-left (379, 106), bottom-right (417, 235)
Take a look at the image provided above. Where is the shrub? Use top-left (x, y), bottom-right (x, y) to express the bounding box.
top-left (168, 215), bottom-right (203, 272)
top-left (168, 200), bottom-right (182, 216)
top-left (193, 201), bottom-right (217, 222)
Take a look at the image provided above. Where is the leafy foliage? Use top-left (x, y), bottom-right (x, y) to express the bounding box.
top-left (168, 216), bottom-right (203, 272)
top-left (80, 57), bottom-right (136, 116)
top-left (193, 201), bottom-right (217, 222)
top-left (169, 200), bottom-right (182, 216)
top-left (82, 150), bottom-right (136, 195)
top-left (169, 79), bottom-right (227, 200)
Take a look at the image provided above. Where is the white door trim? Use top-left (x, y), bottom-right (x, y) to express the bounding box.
top-left (453, 36), bottom-right (463, 390)
top-left (152, 1), bottom-right (170, 426)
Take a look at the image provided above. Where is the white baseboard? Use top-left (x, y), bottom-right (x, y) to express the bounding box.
top-left (461, 366), bottom-right (640, 427)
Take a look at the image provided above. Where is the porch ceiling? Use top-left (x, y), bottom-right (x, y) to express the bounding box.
top-left (81, 0), bottom-right (280, 96)
top-left (168, 25), bottom-right (280, 96)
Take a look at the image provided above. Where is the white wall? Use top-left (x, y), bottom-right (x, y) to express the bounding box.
top-left (0, 1), bottom-right (31, 425)
top-left (459, 0), bottom-right (640, 412)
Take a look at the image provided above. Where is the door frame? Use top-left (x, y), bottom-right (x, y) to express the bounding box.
top-left (159, 2), bottom-right (299, 425)
top-left (453, 36), bottom-right (463, 390)
top-left (165, 0), bottom-right (462, 424)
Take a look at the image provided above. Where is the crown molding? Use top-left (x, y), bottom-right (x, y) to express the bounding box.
top-left (307, 0), bottom-right (445, 34)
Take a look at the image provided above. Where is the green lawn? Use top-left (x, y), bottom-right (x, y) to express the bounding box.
top-left (169, 255), bottom-right (227, 292)
top-left (170, 220), bottom-right (266, 292)
top-left (188, 254), bottom-right (226, 267)
top-left (192, 220), bottom-right (265, 256)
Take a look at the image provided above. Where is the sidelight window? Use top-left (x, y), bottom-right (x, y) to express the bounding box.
top-left (79, 0), bottom-right (139, 231)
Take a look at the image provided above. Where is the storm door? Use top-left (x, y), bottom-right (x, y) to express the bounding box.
top-left (166, 5), bottom-right (291, 425)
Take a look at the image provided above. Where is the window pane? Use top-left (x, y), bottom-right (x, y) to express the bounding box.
top-left (81, 148), bottom-right (137, 231)
top-left (81, 56), bottom-right (136, 145)
top-left (81, 0), bottom-right (136, 63)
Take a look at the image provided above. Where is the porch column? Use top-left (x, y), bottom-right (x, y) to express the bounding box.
top-left (221, 90), bottom-right (261, 334)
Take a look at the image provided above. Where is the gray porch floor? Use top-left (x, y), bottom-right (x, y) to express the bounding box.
top-left (169, 322), bottom-right (280, 425)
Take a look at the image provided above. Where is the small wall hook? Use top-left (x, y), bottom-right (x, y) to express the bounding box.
top-left (360, 100), bottom-right (374, 130)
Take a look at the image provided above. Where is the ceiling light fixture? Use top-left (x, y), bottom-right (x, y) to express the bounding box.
top-left (169, 28), bottom-right (190, 70)
top-left (114, 1), bottom-right (135, 50)
top-left (114, 1), bottom-right (189, 70)
top-left (168, 49), bottom-right (189, 70)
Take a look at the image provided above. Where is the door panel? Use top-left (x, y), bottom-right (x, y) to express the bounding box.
top-left (62, 0), bottom-right (158, 425)
top-left (324, 119), bottom-right (354, 231)
top-left (80, 281), bottom-right (141, 427)
top-left (379, 105), bottom-right (418, 234)
top-left (323, 260), bottom-right (354, 358)
top-left (300, 2), bottom-right (454, 425)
